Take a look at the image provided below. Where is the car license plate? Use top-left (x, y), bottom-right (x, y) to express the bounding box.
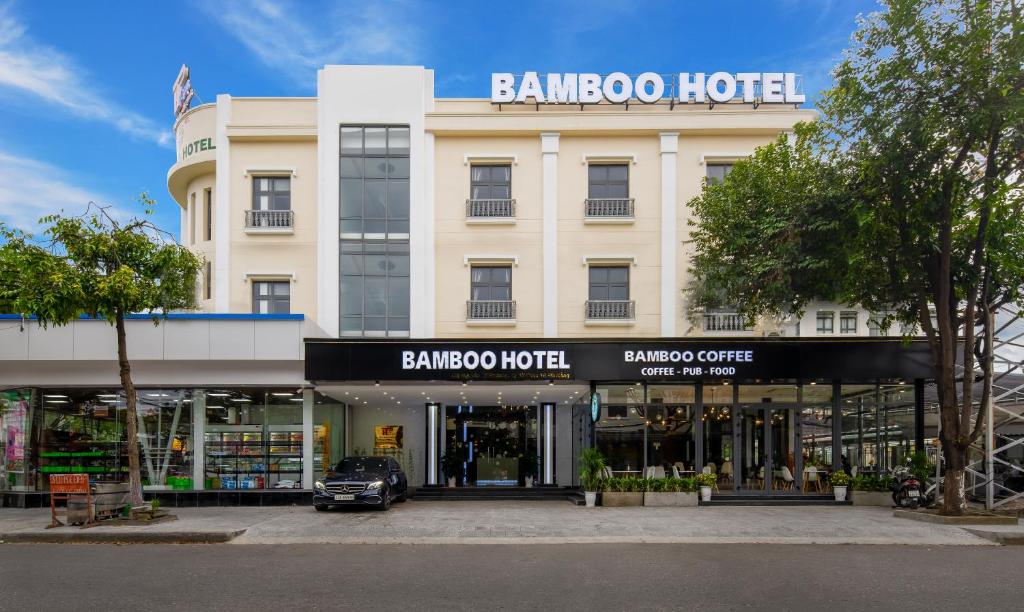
top-left (334, 494), bottom-right (355, 501)
top-left (908, 490), bottom-right (920, 497)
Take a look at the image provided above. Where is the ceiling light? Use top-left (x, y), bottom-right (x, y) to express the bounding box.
top-left (43, 394), bottom-right (68, 399)
top-left (397, 401), bottom-right (401, 404)
top-left (289, 398), bottom-right (304, 402)
top-left (97, 394), bottom-right (117, 399)
top-left (271, 392), bottom-right (293, 397)
top-left (234, 398), bottom-right (252, 403)
top-left (100, 399), bottom-right (118, 404)
top-left (354, 396), bottom-right (359, 400)
top-left (421, 392), bottom-right (426, 395)
top-left (45, 400), bottom-right (70, 404)
top-left (208, 393), bottom-right (229, 397)
top-left (344, 391), bottom-right (349, 395)
top-left (362, 401), bottom-right (367, 404)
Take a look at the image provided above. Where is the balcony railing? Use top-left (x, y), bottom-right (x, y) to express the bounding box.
top-left (585, 198), bottom-right (634, 218)
top-left (703, 312), bottom-right (752, 332)
top-left (466, 199), bottom-right (516, 219)
top-left (586, 300), bottom-right (635, 320)
top-left (245, 209), bottom-right (293, 229)
top-left (467, 300), bottom-right (516, 320)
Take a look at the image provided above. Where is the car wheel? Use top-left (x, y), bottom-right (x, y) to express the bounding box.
top-left (394, 493), bottom-right (407, 503)
top-left (379, 490), bottom-right (392, 511)
top-left (314, 504), bottom-right (328, 512)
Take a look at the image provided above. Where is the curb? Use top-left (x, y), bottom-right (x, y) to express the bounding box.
top-left (226, 535), bottom-right (994, 546)
top-left (892, 509), bottom-right (1019, 526)
top-left (962, 529), bottom-right (1024, 545)
top-left (0, 529), bottom-right (246, 545)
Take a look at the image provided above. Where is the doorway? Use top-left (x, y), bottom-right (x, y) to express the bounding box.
top-left (445, 405), bottom-right (537, 486)
top-left (733, 404), bottom-right (799, 494)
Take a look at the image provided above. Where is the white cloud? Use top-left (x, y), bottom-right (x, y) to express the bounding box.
top-left (0, 3), bottom-right (171, 146)
top-left (201, 0), bottom-right (422, 86)
top-left (0, 149), bottom-right (128, 234)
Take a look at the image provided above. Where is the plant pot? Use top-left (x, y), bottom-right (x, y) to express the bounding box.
top-left (584, 491), bottom-right (597, 507)
top-left (601, 491), bottom-right (643, 507)
top-left (644, 492), bottom-right (699, 507)
top-left (446, 476), bottom-right (456, 488)
top-left (833, 485), bottom-right (848, 502)
top-left (700, 486), bottom-right (712, 502)
top-left (524, 476), bottom-right (534, 488)
top-left (851, 490), bottom-right (891, 506)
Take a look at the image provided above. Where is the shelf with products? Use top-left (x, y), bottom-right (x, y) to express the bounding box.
top-left (37, 441), bottom-right (129, 483)
top-left (204, 429), bottom-right (305, 489)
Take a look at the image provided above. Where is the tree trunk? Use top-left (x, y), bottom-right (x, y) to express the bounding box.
top-left (941, 451), bottom-right (968, 515)
top-left (115, 312), bottom-right (145, 507)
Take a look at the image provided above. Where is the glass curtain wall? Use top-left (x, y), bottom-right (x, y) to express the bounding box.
top-left (800, 384), bottom-right (834, 492)
top-left (594, 384), bottom-right (646, 475)
top-left (702, 384), bottom-right (734, 480)
top-left (1, 388), bottom-right (35, 491)
top-left (647, 386), bottom-right (696, 478)
top-left (840, 382), bottom-right (917, 475)
top-left (314, 393), bottom-right (347, 478)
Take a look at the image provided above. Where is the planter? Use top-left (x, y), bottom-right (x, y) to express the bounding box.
top-left (446, 477), bottom-right (456, 488)
top-left (851, 490), bottom-right (891, 507)
top-left (524, 476), bottom-right (534, 488)
top-left (584, 491), bottom-right (597, 507)
top-left (833, 485), bottom-right (848, 502)
top-left (700, 486), bottom-right (713, 502)
top-left (601, 491), bottom-right (643, 507)
top-left (644, 492), bottom-right (699, 507)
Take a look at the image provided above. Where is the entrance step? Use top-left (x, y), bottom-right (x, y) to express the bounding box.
top-left (413, 487), bottom-right (584, 505)
top-left (700, 494), bottom-right (851, 507)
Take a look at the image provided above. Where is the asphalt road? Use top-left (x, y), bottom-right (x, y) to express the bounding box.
top-left (1, 543), bottom-right (1020, 611)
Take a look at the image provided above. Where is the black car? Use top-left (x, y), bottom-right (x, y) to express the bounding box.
top-left (313, 456), bottom-right (408, 511)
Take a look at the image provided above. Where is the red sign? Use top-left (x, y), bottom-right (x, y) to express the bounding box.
top-left (49, 474), bottom-right (89, 494)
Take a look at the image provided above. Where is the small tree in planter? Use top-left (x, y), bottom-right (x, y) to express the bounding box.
top-left (695, 472), bottom-right (718, 502)
top-left (518, 451), bottom-right (539, 487)
top-left (830, 471), bottom-right (851, 502)
top-left (440, 453), bottom-right (461, 488)
top-left (577, 448), bottom-right (605, 507)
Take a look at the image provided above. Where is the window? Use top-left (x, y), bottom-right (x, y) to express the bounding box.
top-left (471, 266), bottom-right (512, 301)
top-left (588, 266), bottom-right (629, 300)
top-left (588, 164), bottom-right (629, 199)
top-left (204, 261), bottom-right (211, 301)
top-left (252, 177), bottom-right (290, 211)
top-left (252, 281), bottom-right (290, 314)
top-left (840, 311), bottom-right (858, 334)
top-left (470, 165), bottom-right (511, 200)
top-left (706, 163), bottom-right (734, 185)
top-left (339, 125), bottom-right (410, 337)
top-left (816, 311), bottom-right (834, 334)
top-left (203, 188), bottom-right (212, 241)
top-left (188, 192), bottom-right (196, 245)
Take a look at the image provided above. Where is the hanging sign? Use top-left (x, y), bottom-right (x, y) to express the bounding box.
top-left (590, 393), bottom-right (600, 423)
top-left (173, 64), bottom-right (195, 118)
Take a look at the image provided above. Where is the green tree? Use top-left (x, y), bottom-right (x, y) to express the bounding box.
top-left (0, 196), bottom-right (203, 505)
top-left (688, 0), bottom-right (1023, 514)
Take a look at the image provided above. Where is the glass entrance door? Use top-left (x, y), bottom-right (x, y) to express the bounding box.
top-left (733, 404), bottom-right (798, 494)
top-left (445, 405), bottom-right (537, 487)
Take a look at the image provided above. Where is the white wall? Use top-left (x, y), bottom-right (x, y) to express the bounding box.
top-left (349, 403), bottom-right (426, 485)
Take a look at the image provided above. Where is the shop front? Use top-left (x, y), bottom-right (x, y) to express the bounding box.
top-left (305, 338), bottom-right (935, 493)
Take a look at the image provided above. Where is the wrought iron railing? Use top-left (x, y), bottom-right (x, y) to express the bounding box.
top-left (585, 198), bottom-right (634, 218)
top-left (585, 300), bottom-right (635, 320)
top-left (466, 199), bottom-right (516, 219)
top-left (703, 312), bottom-right (752, 332)
top-left (466, 300), bottom-right (516, 320)
top-left (245, 209), bottom-right (293, 229)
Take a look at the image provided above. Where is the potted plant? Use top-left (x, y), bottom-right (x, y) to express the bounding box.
top-left (602, 475), bottom-right (645, 507)
top-left (577, 448), bottom-right (605, 507)
top-left (519, 451), bottom-right (539, 487)
top-left (696, 472), bottom-right (717, 502)
top-left (440, 452), bottom-right (460, 488)
top-left (851, 474), bottom-right (894, 506)
top-left (830, 471), bottom-right (851, 501)
top-left (643, 476), bottom-right (699, 507)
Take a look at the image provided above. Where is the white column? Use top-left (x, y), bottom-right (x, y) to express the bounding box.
top-left (214, 94), bottom-right (232, 312)
top-left (192, 390), bottom-right (206, 490)
top-left (421, 132), bottom-right (436, 337)
top-left (426, 403), bottom-right (439, 485)
top-left (659, 132), bottom-right (679, 337)
top-left (302, 388), bottom-right (314, 489)
top-left (542, 402), bottom-right (555, 484)
top-left (316, 70), bottom-right (340, 337)
top-left (541, 132), bottom-right (560, 338)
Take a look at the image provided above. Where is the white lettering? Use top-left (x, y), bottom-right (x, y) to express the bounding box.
top-left (558, 351), bottom-right (569, 369)
top-left (678, 72), bottom-right (705, 103)
top-left (416, 351), bottom-right (431, 369)
top-left (624, 350), bottom-right (635, 363)
top-left (634, 72), bottom-right (664, 103)
top-left (480, 351), bottom-right (497, 370)
top-left (402, 351), bottom-right (415, 369)
top-left (432, 351), bottom-right (449, 369)
top-left (736, 72), bottom-right (760, 103)
top-left (602, 72), bottom-right (632, 104)
top-left (707, 71), bottom-right (737, 103)
top-left (449, 351), bottom-right (463, 369)
top-left (547, 73), bottom-right (578, 103)
top-left (501, 350), bottom-right (515, 369)
top-left (491, 73), bottom-right (515, 103)
top-left (463, 350), bottom-right (479, 369)
top-left (516, 351), bottom-right (532, 369)
top-left (515, 71), bottom-right (545, 103)
top-left (578, 73), bottom-right (602, 103)
top-left (784, 72), bottom-right (805, 104)
top-left (762, 72), bottom-right (785, 103)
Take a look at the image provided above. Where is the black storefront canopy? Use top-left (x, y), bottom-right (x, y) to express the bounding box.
top-left (305, 338), bottom-right (933, 384)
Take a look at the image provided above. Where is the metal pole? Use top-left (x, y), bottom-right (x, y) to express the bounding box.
top-left (426, 403), bottom-right (439, 486)
top-left (986, 388), bottom-right (994, 510)
top-left (542, 402), bottom-right (555, 485)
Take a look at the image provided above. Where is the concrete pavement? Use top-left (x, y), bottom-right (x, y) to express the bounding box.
top-left (2, 501), bottom-right (1015, 545)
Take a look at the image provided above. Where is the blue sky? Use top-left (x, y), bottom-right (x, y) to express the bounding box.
top-left (0, 0), bottom-right (879, 238)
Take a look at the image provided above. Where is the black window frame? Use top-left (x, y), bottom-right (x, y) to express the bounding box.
top-left (470, 266), bottom-right (512, 302)
top-left (840, 311), bottom-right (858, 334)
top-left (203, 188), bottom-right (212, 241)
top-left (252, 280), bottom-right (290, 314)
top-left (816, 311), bottom-right (835, 334)
top-left (204, 261), bottom-right (211, 301)
top-left (252, 176), bottom-right (291, 211)
top-left (588, 266), bottom-right (630, 301)
top-left (470, 164), bottom-right (512, 200)
top-left (706, 163), bottom-right (734, 185)
top-left (587, 164), bottom-right (629, 199)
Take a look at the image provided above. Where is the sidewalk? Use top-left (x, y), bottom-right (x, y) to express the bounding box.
top-left (1, 501), bottom-right (1016, 545)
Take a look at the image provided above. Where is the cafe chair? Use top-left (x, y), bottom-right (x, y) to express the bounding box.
top-left (644, 466), bottom-right (655, 479)
top-left (702, 465), bottom-right (720, 492)
top-left (720, 461), bottom-right (733, 485)
top-left (780, 466), bottom-right (796, 491)
top-left (804, 465), bottom-right (819, 492)
top-left (602, 466), bottom-right (614, 479)
top-left (671, 465), bottom-right (681, 479)
top-left (674, 461), bottom-right (686, 473)
top-left (652, 466), bottom-right (666, 479)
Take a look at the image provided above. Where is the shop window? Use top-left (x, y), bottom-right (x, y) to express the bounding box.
top-left (840, 311), bottom-right (858, 334)
top-left (588, 164), bottom-right (629, 199)
top-left (706, 163), bottom-right (734, 185)
top-left (252, 177), bottom-right (291, 211)
top-left (647, 385), bottom-right (697, 477)
top-left (470, 165), bottom-right (511, 200)
top-left (816, 311), bottom-right (834, 334)
top-left (701, 384), bottom-right (734, 478)
top-left (252, 280), bottom-right (290, 314)
top-left (1, 389), bottom-right (35, 491)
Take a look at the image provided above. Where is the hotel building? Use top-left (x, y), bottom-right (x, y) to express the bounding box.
top-left (0, 66), bottom-right (935, 506)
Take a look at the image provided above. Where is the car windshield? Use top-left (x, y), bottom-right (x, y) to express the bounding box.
top-left (336, 458), bottom-right (387, 473)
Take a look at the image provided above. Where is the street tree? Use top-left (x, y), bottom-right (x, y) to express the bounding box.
top-left (688, 0), bottom-right (1023, 514)
top-left (0, 196), bottom-right (203, 505)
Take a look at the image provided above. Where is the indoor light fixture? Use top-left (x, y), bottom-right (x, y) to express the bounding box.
top-left (271, 392), bottom-right (293, 397)
top-left (43, 395), bottom-right (68, 399)
top-left (289, 398), bottom-right (304, 402)
top-left (208, 393), bottom-right (229, 397)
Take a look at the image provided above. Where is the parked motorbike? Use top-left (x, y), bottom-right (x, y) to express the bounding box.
top-left (890, 466), bottom-right (931, 509)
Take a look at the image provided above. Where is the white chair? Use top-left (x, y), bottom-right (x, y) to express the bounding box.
top-left (671, 466), bottom-right (681, 479)
top-left (674, 461), bottom-right (686, 473)
top-left (602, 466), bottom-right (614, 479)
top-left (804, 466), bottom-right (819, 492)
top-left (652, 466), bottom-right (666, 479)
top-left (851, 466), bottom-right (859, 477)
top-left (704, 462), bottom-right (717, 475)
top-left (755, 466), bottom-right (765, 489)
top-left (720, 461), bottom-right (733, 485)
top-left (780, 466), bottom-right (796, 491)
top-left (644, 466), bottom-right (655, 479)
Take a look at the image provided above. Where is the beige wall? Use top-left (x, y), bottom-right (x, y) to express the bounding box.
top-left (184, 173), bottom-right (216, 311)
